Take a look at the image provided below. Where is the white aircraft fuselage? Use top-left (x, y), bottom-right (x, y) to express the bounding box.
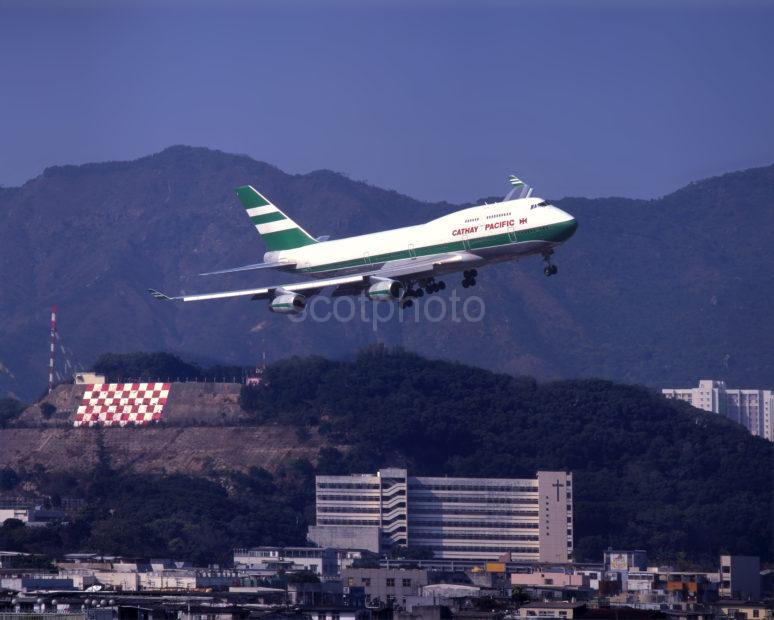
top-left (267, 196), bottom-right (577, 278)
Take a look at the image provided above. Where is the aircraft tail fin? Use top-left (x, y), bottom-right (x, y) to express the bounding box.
top-left (235, 186), bottom-right (318, 252)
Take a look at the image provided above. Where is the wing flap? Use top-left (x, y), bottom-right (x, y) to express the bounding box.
top-left (198, 261), bottom-right (296, 276)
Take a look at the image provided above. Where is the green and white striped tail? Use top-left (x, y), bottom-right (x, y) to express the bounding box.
top-left (235, 186), bottom-right (318, 252)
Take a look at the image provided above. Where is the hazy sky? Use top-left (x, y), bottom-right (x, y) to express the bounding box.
top-left (1, 0), bottom-right (773, 202)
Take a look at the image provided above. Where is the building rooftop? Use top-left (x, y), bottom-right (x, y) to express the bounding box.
top-left (518, 601), bottom-right (585, 609)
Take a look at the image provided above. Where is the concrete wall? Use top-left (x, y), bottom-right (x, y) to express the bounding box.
top-left (308, 525), bottom-right (381, 554)
top-left (537, 471), bottom-right (573, 563)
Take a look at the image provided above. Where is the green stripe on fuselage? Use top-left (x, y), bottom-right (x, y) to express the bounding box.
top-left (297, 219), bottom-right (577, 274)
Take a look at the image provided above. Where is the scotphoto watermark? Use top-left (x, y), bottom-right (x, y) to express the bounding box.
top-left (287, 290), bottom-right (485, 330)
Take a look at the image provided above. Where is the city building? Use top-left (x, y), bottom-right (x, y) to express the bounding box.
top-left (662, 380), bottom-right (774, 441)
top-left (719, 555), bottom-right (761, 600)
top-left (511, 601), bottom-right (586, 618)
top-left (0, 504), bottom-right (67, 527)
top-left (341, 568), bottom-right (429, 608)
top-left (715, 601), bottom-right (773, 619)
top-left (510, 571), bottom-right (589, 589)
top-left (603, 550), bottom-right (648, 573)
top-left (233, 547), bottom-right (339, 578)
top-left (308, 469), bottom-right (573, 562)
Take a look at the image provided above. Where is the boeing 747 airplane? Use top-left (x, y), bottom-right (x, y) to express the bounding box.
top-left (149, 176), bottom-right (577, 313)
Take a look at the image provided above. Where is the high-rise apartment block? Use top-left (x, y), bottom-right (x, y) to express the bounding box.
top-left (662, 379), bottom-right (773, 441)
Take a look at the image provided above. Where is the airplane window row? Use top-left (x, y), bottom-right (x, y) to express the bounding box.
top-left (464, 217), bottom-right (479, 223)
top-left (486, 213), bottom-right (511, 219)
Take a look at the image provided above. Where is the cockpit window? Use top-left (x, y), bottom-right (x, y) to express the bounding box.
top-left (531, 200), bottom-right (550, 209)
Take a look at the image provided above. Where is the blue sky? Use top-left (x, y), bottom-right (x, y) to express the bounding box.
top-left (1, 0), bottom-right (772, 202)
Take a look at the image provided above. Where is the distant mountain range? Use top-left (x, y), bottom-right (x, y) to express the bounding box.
top-left (1, 146), bottom-right (773, 400)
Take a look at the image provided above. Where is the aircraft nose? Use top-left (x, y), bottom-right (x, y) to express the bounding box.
top-left (555, 214), bottom-right (578, 241)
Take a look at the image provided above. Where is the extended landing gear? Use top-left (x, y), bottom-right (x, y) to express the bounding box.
top-left (423, 277), bottom-right (446, 295)
top-left (542, 251), bottom-right (558, 277)
top-left (462, 269), bottom-right (477, 288)
top-left (402, 278), bottom-right (447, 306)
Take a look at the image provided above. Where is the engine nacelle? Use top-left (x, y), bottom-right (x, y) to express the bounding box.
top-left (269, 293), bottom-right (306, 314)
top-left (366, 279), bottom-right (405, 301)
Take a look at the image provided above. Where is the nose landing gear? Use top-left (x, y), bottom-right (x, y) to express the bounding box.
top-left (542, 251), bottom-right (558, 276)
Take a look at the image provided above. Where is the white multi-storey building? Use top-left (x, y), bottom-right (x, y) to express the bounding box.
top-left (308, 469), bottom-right (573, 563)
top-left (662, 379), bottom-right (773, 441)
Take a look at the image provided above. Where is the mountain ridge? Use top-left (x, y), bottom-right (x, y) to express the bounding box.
top-left (1, 146), bottom-right (773, 400)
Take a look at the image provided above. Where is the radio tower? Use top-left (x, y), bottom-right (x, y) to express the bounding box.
top-left (48, 305), bottom-right (57, 394)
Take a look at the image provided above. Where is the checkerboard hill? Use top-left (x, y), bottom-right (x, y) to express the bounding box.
top-left (14, 381), bottom-right (253, 427)
top-left (0, 381), bottom-right (329, 476)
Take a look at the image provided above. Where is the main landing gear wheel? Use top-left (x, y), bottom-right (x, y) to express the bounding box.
top-left (421, 277), bottom-right (446, 295)
top-left (461, 268), bottom-right (478, 288)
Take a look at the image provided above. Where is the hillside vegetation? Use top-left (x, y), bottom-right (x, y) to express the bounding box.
top-left (1, 351), bottom-right (771, 566)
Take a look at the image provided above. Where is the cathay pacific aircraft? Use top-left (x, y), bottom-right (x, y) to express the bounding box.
top-left (149, 176), bottom-right (577, 313)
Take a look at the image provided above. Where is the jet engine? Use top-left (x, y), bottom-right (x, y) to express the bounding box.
top-left (269, 293), bottom-right (306, 314)
top-left (366, 278), bottom-right (405, 301)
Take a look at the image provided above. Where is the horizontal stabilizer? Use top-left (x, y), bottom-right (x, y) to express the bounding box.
top-left (148, 289), bottom-right (174, 301)
top-left (198, 261), bottom-right (296, 276)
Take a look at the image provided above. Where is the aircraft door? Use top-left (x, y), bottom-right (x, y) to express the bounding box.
top-left (408, 243), bottom-right (416, 259)
top-left (362, 252), bottom-right (371, 266)
top-left (508, 223), bottom-right (518, 243)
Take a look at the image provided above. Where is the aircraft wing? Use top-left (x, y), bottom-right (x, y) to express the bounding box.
top-left (149, 274), bottom-right (363, 302)
top-left (149, 251), bottom-right (482, 303)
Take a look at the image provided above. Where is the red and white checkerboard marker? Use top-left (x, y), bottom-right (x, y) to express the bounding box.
top-left (73, 383), bottom-right (170, 427)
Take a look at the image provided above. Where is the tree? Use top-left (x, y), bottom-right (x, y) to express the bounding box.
top-left (0, 467), bottom-right (19, 490)
top-left (511, 586), bottom-right (530, 605)
top-left (0, 398), bottom-right (24, 427)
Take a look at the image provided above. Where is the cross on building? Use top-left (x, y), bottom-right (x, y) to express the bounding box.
top-left (552, 479), bottom-right (565, 501)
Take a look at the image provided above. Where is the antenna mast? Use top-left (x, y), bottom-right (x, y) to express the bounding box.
top-left (49, 305), bottom-right (57, 394)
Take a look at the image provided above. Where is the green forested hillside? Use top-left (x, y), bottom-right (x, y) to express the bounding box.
top-left (3, 350), bottom-right (769, 566)
top-left (243, 348), bottom-right (773, 563)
